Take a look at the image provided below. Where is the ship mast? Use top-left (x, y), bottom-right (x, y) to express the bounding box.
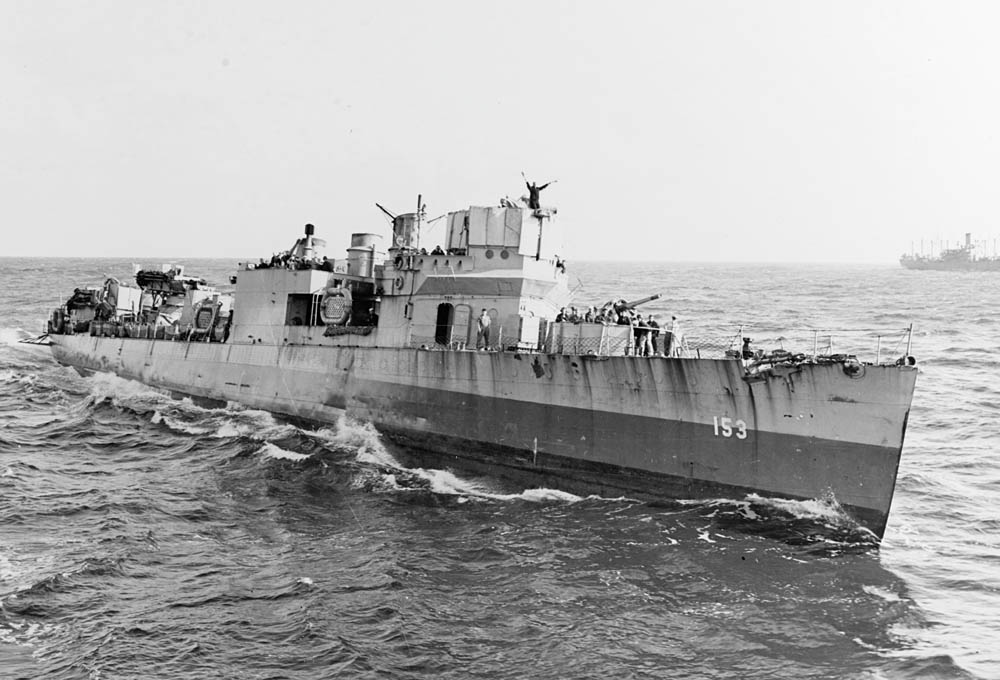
top-left (416, 194), bottom-right (423, 251)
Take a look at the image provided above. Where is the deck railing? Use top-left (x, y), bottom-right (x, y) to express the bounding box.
top-left (688, 324), bottom-right (915, 365)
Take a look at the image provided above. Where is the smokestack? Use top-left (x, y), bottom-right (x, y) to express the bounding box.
top-left (305, 223), bottom-right (315, 236)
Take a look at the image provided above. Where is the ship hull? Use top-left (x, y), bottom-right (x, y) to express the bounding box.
top-left (50, 335), bottom-right (917, 537)
top-left (901, 259), bottom-right (1000, 271)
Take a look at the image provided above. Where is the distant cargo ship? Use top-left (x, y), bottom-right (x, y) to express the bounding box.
top-left (900, 233), bottom-right (1000, 271)
top-left (35, 192), bottom-right (918, 539)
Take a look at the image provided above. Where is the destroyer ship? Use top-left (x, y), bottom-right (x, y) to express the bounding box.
top-left (38, 194), bottom-right (918, 538)
top-left (900, 232), bottom-right (1000, 270)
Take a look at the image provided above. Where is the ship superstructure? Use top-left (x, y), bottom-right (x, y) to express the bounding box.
top-left (40, 196), bottom-right (919, 538)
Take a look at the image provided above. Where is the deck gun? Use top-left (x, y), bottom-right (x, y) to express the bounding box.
top-left (615, 293), bottom-right (661, 311)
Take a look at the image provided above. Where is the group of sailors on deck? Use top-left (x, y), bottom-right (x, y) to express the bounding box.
top-left (250, 252), bottom-right (336, 272)
top-left (556, 302), bottom-right (685, 357)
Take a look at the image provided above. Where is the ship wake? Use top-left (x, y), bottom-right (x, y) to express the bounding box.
top-left (310, 418), bottom-right (586, 504)
top-left (0, 326), bottom-right (32, 346)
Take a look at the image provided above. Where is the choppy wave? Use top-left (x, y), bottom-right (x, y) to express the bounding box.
top-left (258, 441), bottom-right (312, 461)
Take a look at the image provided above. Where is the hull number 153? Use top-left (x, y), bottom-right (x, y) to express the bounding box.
top-left (713, 416), bottom-right (748, 439)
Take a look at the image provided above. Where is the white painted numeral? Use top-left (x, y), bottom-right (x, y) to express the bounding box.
top-left (713, 416), bottom-right (748, 439)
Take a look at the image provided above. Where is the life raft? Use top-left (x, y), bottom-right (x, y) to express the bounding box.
top-left (194, 305), bottom-right (216, 331)
top-left (319, 286), bottom-right (352, 325)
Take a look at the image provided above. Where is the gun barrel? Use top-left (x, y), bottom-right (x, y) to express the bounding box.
top-left (620, 293), bottom-right (661, 309)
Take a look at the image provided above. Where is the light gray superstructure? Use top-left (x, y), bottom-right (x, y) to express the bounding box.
top-left (44, 199), bottom-right (918, 538)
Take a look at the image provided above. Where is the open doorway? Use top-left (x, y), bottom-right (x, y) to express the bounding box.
top-left (434, 303), bottom-right (454, 346)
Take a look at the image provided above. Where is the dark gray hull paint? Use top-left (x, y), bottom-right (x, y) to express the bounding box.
top-left (381, 428), bottom-right (896, 538)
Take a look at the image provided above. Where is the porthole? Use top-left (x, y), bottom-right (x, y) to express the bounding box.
top-left (500, 250), bottom-right (510, 260)
top-left (485, 249), bottom-right (494, 259)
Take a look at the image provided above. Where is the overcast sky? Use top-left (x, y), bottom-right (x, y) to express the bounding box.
top-left (3, 1), bottom-right (999, 262)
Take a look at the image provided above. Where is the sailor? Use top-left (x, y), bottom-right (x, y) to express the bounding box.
top-left (633, 317), bottom-right (647, 356)
top-left (648, 315), bottom-right (661, 355)
top-left (476, 309), bottom-right (492, 350)
top-left (668, 316), bottom-right (684, 357)
top-left (600, 303), bottom-right (618, 325)
top-left (638, 315), bottom-right (655, 357)
top-left (522, 172), bottom-right (554, 210)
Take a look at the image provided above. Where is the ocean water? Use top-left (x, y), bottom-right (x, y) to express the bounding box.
top-left (0, 257), bottom-right (996, 680)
